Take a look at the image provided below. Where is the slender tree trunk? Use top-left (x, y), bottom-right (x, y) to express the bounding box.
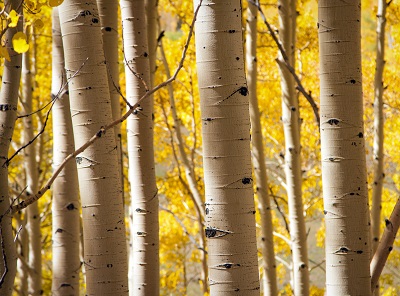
top-left (318, 1), bottom-right (371, 295)
top-left (246, 3), bottom-right (278, 296)
top-left (16, 213), bottom-right (28, 296)
top-left (21, 27), bottom-right (42, 296)
top-left (51, 8), bottom-right (81, 295)
top-left (58, 1), bottom-right (128, 294)
top-left (159, 40), bottom-right (208, 294)
top-left (0, 1), bottom-right (23, 294)
top-left (277, 1), bottom-right (309, 294)
top-left (96, 0), bottom-right (123, 191)
top-left (146, 0), bottom-right (158, 85)
top-left (120, 1), bottom-right (159, 295)
top-left (371, 2), bottom-right (387, 295)
top-left (371, 0), bottom-right (387, 255)
top-left (194, 0), bottom-right (260, 294)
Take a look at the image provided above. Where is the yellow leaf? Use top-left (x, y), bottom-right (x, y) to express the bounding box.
top-left (12, 32), bottom-right (29, 54)
top-left (7, 10), bottom-right (19, 28)
top-left (48, 0), bottom-right (64, 7)
top-left (33, 19), bottom-right (44, 30)
top-left (0, 45), bottom-right (11, 61)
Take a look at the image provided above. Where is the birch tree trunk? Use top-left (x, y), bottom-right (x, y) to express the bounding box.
top-left (120, 0), bottom-right (159, 294)
top-left (97, 0), bottom-right (123, 187)
top-left (146, 0), bottom-right (158, 85)
top-left (194, 0), bottom-right (260, 294)
top-left (0, 1), bottom-right (23, 294)
top-left (277, 1), bottom-right (309, 294)
top-left (21, 28), bottom-right (42, 296)
top-left (246, 3), bottom-right (278, 296)
top-left (318, 1), bottom-right (371, 295)
top-left (58, 1), bottom-right (128, 294)
top-left (51, 8), bottom-right (81, 295)
top-left (371, 0), bottom-right (387, 255)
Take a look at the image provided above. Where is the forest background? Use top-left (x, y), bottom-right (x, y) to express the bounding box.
top-left (0, 0), bottom-right (400, 295)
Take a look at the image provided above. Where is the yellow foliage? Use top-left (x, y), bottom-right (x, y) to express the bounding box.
top-left (12, 32), bottom-right (29, 54)
top-left (7, 9), bottom-right (19, 27)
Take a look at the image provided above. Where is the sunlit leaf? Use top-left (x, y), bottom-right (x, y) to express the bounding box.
top-left (12, 32), bottom-right (29, 54)
top-left (7, 10), bottom-right (19, 28)
top-left (48, 0), bottom-right (64, 7)
top-left (0, 45), bottom-right (11, 61)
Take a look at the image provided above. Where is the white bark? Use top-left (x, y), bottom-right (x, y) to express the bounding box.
top-left (277, 1), bottom-right (309, 294)
top-left (319, 1), bottom-right (371, 295)
top-left (0, 1), bottom-right (23, 294)
top-left (21, 28), bottom-right (42, 296)
top-left (371, 0), bottom-right (387, 254)
top-left (246, 3), bottom-right (278, 296)
top-left (120, 0), bottom-right (159, 295)
top-left (58, 1), bottom-right (128, 294)
top-left (96, 0), bottom-right (123, 190)
top-left (51, 8), bottom-right (81, 295)
top-left (194, 0), bottom-right (260, 294)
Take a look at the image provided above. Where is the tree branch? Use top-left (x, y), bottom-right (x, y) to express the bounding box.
top-left (370, 197), bottom-right (400, 292)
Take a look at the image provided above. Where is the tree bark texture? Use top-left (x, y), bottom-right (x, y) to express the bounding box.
top-left (319, 1), bottom-right (371, 295)
top-left (277, 1), bottom-right (309, 294)
top-left (58, 1), bottom-right (128, 294)
top-left (194, 0), bottom-right (260, 294)
top-left (51, 8), bottom-right (81, 295)
top-left (21, 29), bottom-right (42, 296)
top-left (96, 0), bottom-right (123, 188)
top-left (120, 0), bottom-right (160, 295)
top-left (246, 3), bottom-right (278, 296)
top-left (0, 1), bottom-right (23, 294)
top-left (371, 0), bottom-right (387, 255)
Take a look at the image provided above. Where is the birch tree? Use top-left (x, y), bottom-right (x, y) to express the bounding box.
top-left (120, 0), bottom-right (159, 294)
top-left (97, 0), bottom-right (123, 184)
top-left (277, 1), bottom-right (309, 294)
top-left (58, 1), bottom-right (128, 294)
top-left (51, 8), bottom-right (81, 295)
top-left (194, 0), bottom-right (260, 293)
top-left (319, 1), bottom-right (371, 295)
top-left (21, 26), bottom-right (42, 296)
top-left (246, 2), bottom-right (278, 295)
top-left (0, 1), bottom-right (23, 294)
top-left (371, 0), bottom-right (388, 256)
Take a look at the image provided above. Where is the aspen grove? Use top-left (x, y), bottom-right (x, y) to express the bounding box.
top-left (0, 0), bottom-right (400, 295)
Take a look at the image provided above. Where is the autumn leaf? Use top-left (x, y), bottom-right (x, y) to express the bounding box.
top-left (7, 10), bottom-right (19, 28)
top-left (34, 19), bottom-right (44, 30)
top-left (0, 45), bottom-right (11, 61)
top-left (12, 32), bottom-right (29, 54)
top-left (48, 0), bottom-right (64, 7)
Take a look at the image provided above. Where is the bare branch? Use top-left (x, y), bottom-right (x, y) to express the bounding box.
top-left (249, 0), bottom-right (320, 127)
top-left (370, 197), bottom-right (400, 292)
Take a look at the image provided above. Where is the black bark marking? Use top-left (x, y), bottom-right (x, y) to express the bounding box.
top-left (0, 104), bottom-right (16, 111)
top-left (106, 263), bottom-right (113, 268)
top-left (143, 52), bottom-right (148, 57)
top-left (104, 26), bottom-right (112, 31)
top-left (356, 250), bottom-right (363, 254)
top-left (358, 132), bottom-right (364, 138)
top-left (205, 208), bottom-right (209, 215)
top-left (205, 227), bottom-right (216, 238)
top-left (92, 18), bottom-right (99, 24)
top-left (228, 29), bottom-right (236, 33)
top-left (66, 203), bottom-right (76, 210)
top-left (135, 208), bottom-right (146, 213)
top-left (239, 86), bottom-right (248, 96)
top-left (327, 118), bottom-right (340, 125)
top-left (55, 228), bottom-right (63, 233)
top-left (242, 177), bottom-right (252, 184)
top-left (350, 79), bottom-right (356, 84)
